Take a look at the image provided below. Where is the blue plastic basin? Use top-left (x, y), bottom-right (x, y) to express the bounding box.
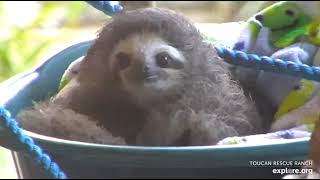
top-left (0, 40), bottom-right (310, 178)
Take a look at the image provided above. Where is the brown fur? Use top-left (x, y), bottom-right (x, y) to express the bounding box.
top-left (18, 101), bottom-right (125, 145)
top-left (17, 8), bottom-right (267, 146)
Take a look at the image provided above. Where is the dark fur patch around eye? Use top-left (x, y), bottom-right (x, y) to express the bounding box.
top-left (116, 52), bottom-right (131, 70)
top-left (156, 52), bottom-right (170, 68)
top-left (155, 52), bottom-right (184, 69)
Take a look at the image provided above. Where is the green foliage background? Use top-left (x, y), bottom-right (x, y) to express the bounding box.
top-left (0, 2), bottom-right (86, 178)
top-left (0, 1), bottom-right (86, 82)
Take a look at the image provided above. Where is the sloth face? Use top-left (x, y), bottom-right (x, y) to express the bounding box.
top-left (110, 32), bottom-right (187, 107)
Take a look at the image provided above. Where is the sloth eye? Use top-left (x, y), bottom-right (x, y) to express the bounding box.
top-left (156, 52), bottom-right (171, 68)
top-left (155, 52), bottom-right (184, 69)
top-left (285, 9), bottom-right (295, 16)
top-left (116, 52), bottom-right (131, 70)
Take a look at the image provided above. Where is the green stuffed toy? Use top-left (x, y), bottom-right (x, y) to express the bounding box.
top-left (258, 1), bottom-right (315, 49)
top-left (233, 1), bottom-right (320, 52)
top-left (308, 22), bottom-right (320, 46)
top-left (229, 1), bottom-right (320, 133)
top-left (198, 1), bottom-right (320, 145)
top-left (271, 80), bottom-right (320, 132)
top-left (273, 79), bottom-right (318, 120)
top-left (58, 56), bottom-right (83, 91)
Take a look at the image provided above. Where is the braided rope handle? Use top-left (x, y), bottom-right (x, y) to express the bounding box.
top-left (0, 107), bottom-right (67, 179)
top-left (215, 45), bottom-right (320, 82)
top-left (86, 1), bottom-right (123, 15)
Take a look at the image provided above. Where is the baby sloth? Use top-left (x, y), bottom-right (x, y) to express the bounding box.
top-left (18, 8), bottom-right (266, 146)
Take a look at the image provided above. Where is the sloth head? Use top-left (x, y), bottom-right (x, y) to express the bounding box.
top-left (79, 8), bottom-right (215, 108)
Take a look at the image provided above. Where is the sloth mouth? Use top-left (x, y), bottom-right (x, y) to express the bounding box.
top-left (144, 75), bottom-right (158, 82)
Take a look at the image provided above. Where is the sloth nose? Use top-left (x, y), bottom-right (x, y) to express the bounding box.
top-left (143, 65), bottom-right (149, 74)
top-left (142, 64), bottom-right (158, 81)
top-left (142, 65), bottom-right (151, 78)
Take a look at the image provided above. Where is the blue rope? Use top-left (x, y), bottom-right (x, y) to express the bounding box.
top-left (0, 107), bottom-right (67, 179)
top-left (215, 45), bottom-right (320, 82)
top-left (86, 1), bottom-right (123, 16)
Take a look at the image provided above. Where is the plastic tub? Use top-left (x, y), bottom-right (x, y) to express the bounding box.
top-left (0, 40), bottom-right (310, 178)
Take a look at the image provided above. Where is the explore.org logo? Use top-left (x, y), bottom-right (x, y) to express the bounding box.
top-left (248, 160), bottom-right (313, 176)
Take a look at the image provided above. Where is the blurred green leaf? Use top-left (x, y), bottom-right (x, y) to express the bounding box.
top-left (0, 1), bottom-right (86, 82)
